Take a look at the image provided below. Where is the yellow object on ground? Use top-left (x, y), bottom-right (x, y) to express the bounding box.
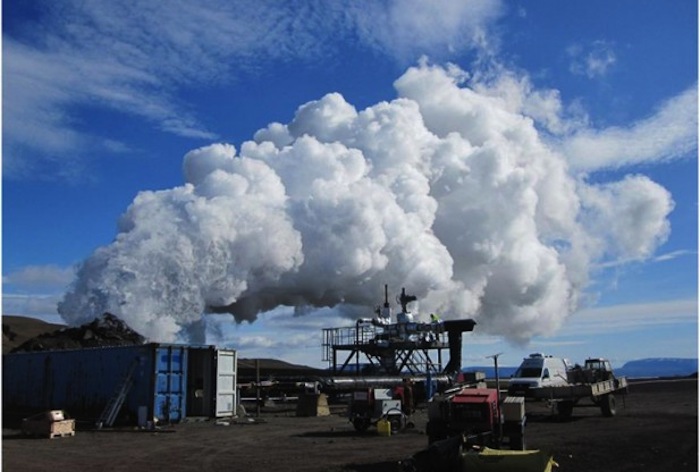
top-left (376, 419), bottom-right (392, 437)
top-left (460, 447), bottom-right (557, 472)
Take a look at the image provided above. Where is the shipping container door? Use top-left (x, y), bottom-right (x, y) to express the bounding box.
top-left (185, 347), bottom-right (212, 417)
top-left (215, 349), bottom-right (237, 417)
top-left (154, 346), bottom-right (187, 422)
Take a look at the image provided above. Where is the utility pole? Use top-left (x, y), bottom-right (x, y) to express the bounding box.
top-left (255, 359), bottom-right (261, 418)
top-left (487, 352), bottom-right (503, 443)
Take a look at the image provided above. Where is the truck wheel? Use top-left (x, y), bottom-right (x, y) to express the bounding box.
top-left (600, 394), bottom-right (616, 417)
top-left (557, 401), bottom-right (574, 420)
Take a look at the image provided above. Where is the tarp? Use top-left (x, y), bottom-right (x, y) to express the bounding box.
top-left (460, 447), bottom-right (557, 472)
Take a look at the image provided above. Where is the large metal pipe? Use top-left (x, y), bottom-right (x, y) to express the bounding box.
top-left (442, 319), bottom-right (477, 375)
top-left (320, 374), bottom-right (451, 392)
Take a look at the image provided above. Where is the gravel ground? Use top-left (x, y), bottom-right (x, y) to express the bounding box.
top-left (3, 378), bottom-right (696, 472)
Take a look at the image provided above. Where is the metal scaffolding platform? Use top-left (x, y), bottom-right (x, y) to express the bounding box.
top-left (322, 321), bottom-right (451, 376)
top-left (320, 286), bottom-right (477, 378)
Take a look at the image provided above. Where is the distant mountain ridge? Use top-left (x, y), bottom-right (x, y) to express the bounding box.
top-left (616, 358), bottom-right (698, 378)
top-left (463, 357), bottom-right (698, 380)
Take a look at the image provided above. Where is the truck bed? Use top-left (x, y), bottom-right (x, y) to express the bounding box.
top-left (529, 377), bottom-right (628, 400)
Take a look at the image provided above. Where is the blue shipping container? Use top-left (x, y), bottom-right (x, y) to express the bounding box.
top-left (3, 343), bottom-right (236, 423)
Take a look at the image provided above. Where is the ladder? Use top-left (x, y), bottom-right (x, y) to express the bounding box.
top-left (96, 358), bottom-right (139, 429)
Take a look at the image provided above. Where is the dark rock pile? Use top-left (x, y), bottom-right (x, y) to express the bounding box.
top-left (10, 313), bottom-right (146, 353)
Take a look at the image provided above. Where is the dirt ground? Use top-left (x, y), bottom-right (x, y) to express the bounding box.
top-left (3, 378), bottom-right (697, 472)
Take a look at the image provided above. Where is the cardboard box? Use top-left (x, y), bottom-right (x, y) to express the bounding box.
top-left (502, 396), bottom-right (525, 422)
top-left (45, 410), bottom-right (65, 421)
top-left (22, 412), bottom-right (75, 439)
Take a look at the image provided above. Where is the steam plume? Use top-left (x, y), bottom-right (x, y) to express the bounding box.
top-left (58, 63), bottom-right (674, 344)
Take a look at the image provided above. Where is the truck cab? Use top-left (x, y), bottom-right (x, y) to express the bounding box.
top-left (584, 358), bottom-right (614, 381)
top-left (508, 353), bottom-right (570, 396)
top-left (568, 357), bottom-right (616, 384)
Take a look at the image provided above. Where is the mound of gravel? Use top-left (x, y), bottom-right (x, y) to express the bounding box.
top-left (10, 313), bottom-right (146, 353)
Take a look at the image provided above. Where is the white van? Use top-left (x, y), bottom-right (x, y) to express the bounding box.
top-left (508, 353), bottom-right (571, 396)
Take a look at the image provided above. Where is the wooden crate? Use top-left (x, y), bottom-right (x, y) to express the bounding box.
top-left (22, 417), bottom-right (75, 439)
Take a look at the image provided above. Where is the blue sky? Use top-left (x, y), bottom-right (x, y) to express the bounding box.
top-left (2, 1), bottom-right (697, 369)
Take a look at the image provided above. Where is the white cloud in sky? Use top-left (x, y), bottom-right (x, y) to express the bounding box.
top-left (3, 0), bottom-right (505, 179)
top-left (462, 297), bottom-right (697, 367)
top-left (594, 249), bottom-right (696, 270)
top-left (2, 293), bottom-right (65, 318)
top-left (2, 265), bottom-right (74, 318)
top-left (3, 264), bottom-right (75, 291)
top-left (652, 250), bottom-right (696, 263)
top-left (578, 175), bottom-right (674, 261)
top-left (201, 309), bottom-right (335, 364)
top-left (470, 67), bottom-right (590, 135)
top-left (230, 335), bottom-right (277, 350)
top-left (3, 33), bottom-right (217, 178)
top-left (568, 40), bottom-right (617, 79)
top-left (5, 1), bottom-right (695, 179)
top-left (351, 0), bottom-right (504, 61)
top-left (561, 86), bottom-right (698, 171)
top-left (563, 298), bottom-right (698, 336)
top-left (465, 63), bottom-right (697, 171)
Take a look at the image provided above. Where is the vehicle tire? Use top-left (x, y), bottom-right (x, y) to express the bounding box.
top-left (353, 417), bottom-right (371, 432)
top-left (557, 401), bottom-right (574, 420)
top-left (600, 394), bottom-right (616, 417)
top-left (389, 415), bottom-right (404, 433)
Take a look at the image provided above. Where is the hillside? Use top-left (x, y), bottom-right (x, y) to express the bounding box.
top-left (237, 357), bottom-right (327, 380)
top-left (2, 315), bottom-right (65, 354)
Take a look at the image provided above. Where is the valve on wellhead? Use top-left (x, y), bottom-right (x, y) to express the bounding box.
top-left (398, 287), bottom-right (417, 313)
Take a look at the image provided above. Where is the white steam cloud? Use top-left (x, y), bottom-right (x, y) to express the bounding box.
top-left (58, 63), bottom-right (674, 345)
